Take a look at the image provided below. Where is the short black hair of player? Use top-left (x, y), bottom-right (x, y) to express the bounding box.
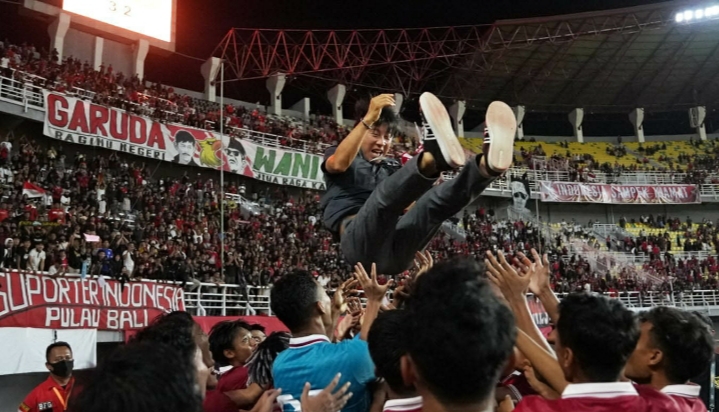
top-left (368, 309), bottom-right (413, 395)
top-left (640, 307), bottom-right (715, 384)
top-left (557, 293), bottom-right (639, 382)
top-left (69, 342), bottom-right (202, 412)
top-left (132, 311), bottom-right (198, 365)
top-left (405, 258), bottom-right (515, 406)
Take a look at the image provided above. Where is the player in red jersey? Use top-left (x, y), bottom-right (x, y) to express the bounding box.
top-left (625, 307), bottom-right (715, 412)
top-left (19, 342), bottom-right (76, 412)
top-left (367, 310), bottom-right (423, 412)
top-left (514, 294), bottom-right (680, 412)
top-left (400, 260), bottom-right (516, 412)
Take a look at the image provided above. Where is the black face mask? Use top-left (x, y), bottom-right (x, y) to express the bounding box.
top-left (49, 360), bottom-right (74, 378)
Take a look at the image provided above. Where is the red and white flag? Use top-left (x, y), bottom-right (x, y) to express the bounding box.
top-left (22, 182), bottom-right (46, 199)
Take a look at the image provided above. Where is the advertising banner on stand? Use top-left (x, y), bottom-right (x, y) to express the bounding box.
top-left (0, 271), bottom-right (185, 330)
top-left (42, 92), bottom-right (326, 190)
top-left (539, 181), bottom-right (700, 204)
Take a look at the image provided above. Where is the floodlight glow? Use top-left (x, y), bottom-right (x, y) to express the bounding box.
top-left (696, 9), bottom-right (705, 18)
top-left (676, 12), bottom-right (685, 21)
top-left (685, 10), bottom-right (694, 20)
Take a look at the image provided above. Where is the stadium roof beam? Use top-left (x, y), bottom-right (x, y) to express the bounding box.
top-left (668, 34), bottom-right (719, 105)
top-left (212, 1), bottom-right (719, 112)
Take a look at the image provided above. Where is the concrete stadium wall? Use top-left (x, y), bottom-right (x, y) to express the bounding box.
top-left (62, 29), bottom-right (94, 64)
top-left (102, 38), bottom-right (133, 79)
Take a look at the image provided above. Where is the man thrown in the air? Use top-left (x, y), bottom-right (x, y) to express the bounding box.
top-left (320, 92), bottom-right (516, 275)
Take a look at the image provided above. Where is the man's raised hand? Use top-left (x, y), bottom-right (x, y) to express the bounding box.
top-left (354, 262), bottom-right (392, 303)
top-left (528, 249), bottom-right (551, 296)
top-left (333, 278), bottom-right (358, 313)
top-left (413, 250), bottom-right (434, 279)
top-left (363, 94), bottom-right (396, 126)
top-left (300, 373), bottom-right (353, 412)
top-left (485, 250), bottom-right (533, 301)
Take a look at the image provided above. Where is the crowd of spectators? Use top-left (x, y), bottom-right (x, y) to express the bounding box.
top-left (516, 138), bottom-right (719, 185)
top-left (4, 41), bottom-right (719, 300)
top-left (1, 128), bottom-right (719, 300)
top-left (1, 41), bottom-right (349, 154)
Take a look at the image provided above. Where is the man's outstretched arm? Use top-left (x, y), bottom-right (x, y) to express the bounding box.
top-left (325, 94), bottom-right (395, 174)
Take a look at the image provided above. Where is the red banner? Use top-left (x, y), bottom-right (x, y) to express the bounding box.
top-left (527, 296), bottom-right (552, 338)
top-left (0, 272), bottom-right (185, 330)
top-left (539, 181), bottom-right (700, 204)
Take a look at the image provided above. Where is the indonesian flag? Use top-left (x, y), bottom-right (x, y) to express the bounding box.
top-left (22, 182), bottom-right (46, 198)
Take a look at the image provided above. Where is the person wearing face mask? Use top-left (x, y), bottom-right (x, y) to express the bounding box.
top-left (19, 342), bottom-right (76, 412)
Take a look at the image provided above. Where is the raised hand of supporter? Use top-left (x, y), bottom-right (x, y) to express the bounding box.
top-left (243, 388), bottom-right (282, 412)
top-left (347, 296), bottom-right (362, 316)
top-left (335, 297), bottom-right (362, 340)
top-left (414, 250), bottom-right (433, 279)
top-left (485, 250), bottom-right (533, 301)
top-left (300, 373), bottom-right (353, 412)
top-left (389, 284), bottom-right (410, 309)
top-left (363, 94), bottom-right (396, 126)
top-left (527, 249), bottom-right (551, 295)
top-left (332, 278), bottom-right (358, 313)
top-left (354, 262), bottom-right (391, 303)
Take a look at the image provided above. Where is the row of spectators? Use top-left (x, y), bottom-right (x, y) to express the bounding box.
top-left (517, 140), bottom-right (719, 184)
top-left (2, 130), bottom-right (719, 296)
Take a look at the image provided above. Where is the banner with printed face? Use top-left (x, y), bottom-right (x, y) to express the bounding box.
top-left (42, 92), bottom-right (327, 190)
top-left (539, 181), bottom-right (700, 204)
top-left (0, 271), bottom-right (185, 330)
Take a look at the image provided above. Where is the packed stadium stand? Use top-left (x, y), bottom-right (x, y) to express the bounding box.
top-left (1, 36), bottom-right (719, 294)
top-left (4, 1), bottom-right (719, 412)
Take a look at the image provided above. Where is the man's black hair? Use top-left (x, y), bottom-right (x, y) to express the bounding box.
top-left (209, 319), bottom-right (253, 367)
top-left (692, 311), bottom-right (715, 334)
top-left (227, 138), bottom-right (246, 155)
top-left (557, 293), bottom-right (639, 382)
top-left (368, 309), bottom-right (413, 395)
top-left (270, 270), bottom-right (321, 332)
top-left (405, 259), bottom-right (515, 406)
top-left (69, 342), bottom-right (202, 412)
top-left (175, 131), bottom-right (196, 144)
top-left (640, 307), bottom-right (714, 384)
top-left (132, 311), bottom-right (197, 365)
top-left (354, 97), bottom-right (400, 135)
top-left (249, 324), bottom-right (266, 333)
top-left (46, 341), bottom-right (72, 361)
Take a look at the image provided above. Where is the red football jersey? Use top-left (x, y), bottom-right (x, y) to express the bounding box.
top-left (498, 371), bottom-right (537, 399)
top-left (662, 385), bottom-right (706, 412)
top-left (382, 396), bottom-right (423, 412)
top-left (514, 382), bottom-right (680, 412)
top-left (203, 366), bottom-right (250, 412)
